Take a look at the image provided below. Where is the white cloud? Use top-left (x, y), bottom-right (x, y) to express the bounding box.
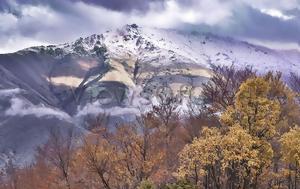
top-left (0, 35), bottom-right (48, 53)
top-left (0, 88), bottom-right (23, 97)
top-left (5, 98), bottom-right (72, 121)
top-left (75, 100), bottom-right (141, 118)
top-left (128, 0), bottom-right (233, 28)
top-left (242, 0), bottom-right (299, 11)
top-left (260, 9), bottom-right (295, 20)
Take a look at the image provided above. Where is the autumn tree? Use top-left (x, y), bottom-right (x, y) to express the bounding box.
top-left (40, 128), bottom-right (76, 189)
top-left (178, 126), bottom-right (271, 189)
top-left (259, 72), bottom-right (300, 188)
top-left (6, 158), bottom-right (57, 189)
top-left (221, 77), bottom-right (280, 140)
top-left (264, 72), bottom-right (300, 131)
top-left (221, 77), bottom-right (281, 188)
top-left (164, 180), bottom-right (196, 189)
top-left (182, 108), bottom-right (219, 143)
top-left (3, 158), bottom-right (18, 189)
top-left (280, 128), bottom-right (300, 189)
top-left (76, 135), bottom-right (122, 189)
top-left (138, 179), bottom-right (156, 189)
top-left (221, 126), bottom-right (271, 189)
top-left (201, 64), bottom-right (255, 114)
top-left (112, 114), bottom-right (166, 187)
top-left (75, 114), bottom-right (164, 189)
top-left (178, 77), bottom-right (283, 188)
top-left (178, 127), bottom-right (223, 188)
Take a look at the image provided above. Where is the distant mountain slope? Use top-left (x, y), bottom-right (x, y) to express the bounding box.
top-left (0, 24), bottom-right (299, 165)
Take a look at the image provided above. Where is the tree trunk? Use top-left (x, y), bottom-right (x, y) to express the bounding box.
top-left (295, 162), bottom-right (298, 189)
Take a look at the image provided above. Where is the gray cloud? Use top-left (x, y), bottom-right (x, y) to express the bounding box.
top-left (185, 5), bottom-right (300, 43)
top-left (0, 0), bottom-right (299, 53)
top-left (232, 6), bottom-right (300, 43)
top-left (74, 0), bottom-right (165, 12)
top-left (0, 0), bottom-right (165, 12)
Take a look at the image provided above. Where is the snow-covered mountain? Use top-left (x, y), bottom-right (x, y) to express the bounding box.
top-left (0, 24), bottom-right (299, 165)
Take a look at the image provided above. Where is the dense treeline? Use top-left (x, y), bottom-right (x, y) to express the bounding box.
top-left (1, 65), bottom-right (300, 189)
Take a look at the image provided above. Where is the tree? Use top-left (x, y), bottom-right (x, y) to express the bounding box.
top-left (177, 125), bottom-right (273, 189)
top-left (261, 72), bottom-right (300, 188)
top-left (178, 77), bottom-right (282, 188)
top-left (138, 180), bottom-right (156, 189)
top-left (152, 87), bottom-right (180, 173)
top-left (4, 157), bottom-right (18, 189)
top-left (40, 128), bottom-right (76, 189)
top-left (221, 77), bottom-right (281, 140)
top-left (201, 64), bottom-right (255, 114)
top-left (182, 111), bottom-right (218, 143)
top-left (177, 127), bottom-right (223, 188)
top-left (77, 135), bottom-right (122, 189)
top-left (76, 114), bottom-right (164, 189)
top-left (264, 72), bottom-right (300, 133)
top-left (112, 119), bottom-right (164, 188)
top-left (280, 128), bottom-right (300, 189)
top-left (289, 72), bottom-right (300, 93)
top-left (163, 180), bottom-right (196, 189)
top-left (221, 77), bottom-right (281, 188)
top-left (152, 85), bottom-right (179, 141)
top-left (222, 126), bottom-right (269, 189)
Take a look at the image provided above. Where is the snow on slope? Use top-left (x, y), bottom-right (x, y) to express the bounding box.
top-left (135, 26), bottom-right (299, 74)
top-left (23, 24), bottom-right (300, 77)
top-left (60, 25), bottom-right (299, 73)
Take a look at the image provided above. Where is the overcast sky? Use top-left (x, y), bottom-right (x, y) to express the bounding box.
top-left (0, 0), bottom-right (299, 53)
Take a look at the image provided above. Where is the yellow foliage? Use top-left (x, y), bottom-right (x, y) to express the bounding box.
top-left (280, 127), bottom-right (300, 166)
top-left (222, 126), bottom-right (260, 170)
top-left (177, 127), bottom-right (222, 180)
top-left (221, 77), bottom-right (281, 139)
top-left (178, 78), bottom-right (281, 187)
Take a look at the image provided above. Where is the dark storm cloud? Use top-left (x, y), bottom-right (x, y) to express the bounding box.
top-left (74, 0), bottom-right (165, 12)
top-left (0, 0), bottom-right (165, 12)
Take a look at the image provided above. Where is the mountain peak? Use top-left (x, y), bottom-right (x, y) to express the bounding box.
top-left (14, 25), bottom-right (300, 76)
